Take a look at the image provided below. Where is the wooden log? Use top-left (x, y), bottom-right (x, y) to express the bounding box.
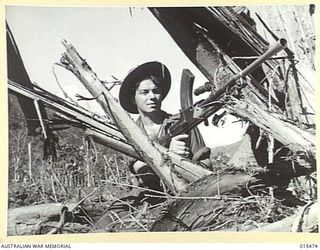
top-left (86, 129), bottom-right (212, 182)
top-left (60, 41), bottom-right (213, 193)
top-left (151, 172), bottom-right (317, 232)
top-left (7, 203), bottom-right (95, 235)
top-left (250, 202), bottom-right (318, 232)
top-left (151, 172), bottom-right (253, 231)
top-left (7, 203), bottom-right (74, 236)
top-left (226, 97), bottom-right (315, 160)
top-left (86, 128), bottom-right (138, 159)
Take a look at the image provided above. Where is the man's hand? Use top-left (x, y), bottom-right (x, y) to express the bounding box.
top-left (169, 134), bottom-right (190, 157)
top-left (132, 160), bottom-right (147, 173)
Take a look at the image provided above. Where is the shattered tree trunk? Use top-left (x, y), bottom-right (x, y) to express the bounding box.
top-left (226, 97), bottom-right (315, 158)
top-left (150, 7), bottom-right (315, 127)
top-left (249, 5), bottom-right (316, 125)
top-left (150, 7), bottom-right (315, 162)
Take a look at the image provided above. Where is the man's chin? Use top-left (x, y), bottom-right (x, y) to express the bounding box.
top-left (146, 108), bottom-right (160, 114)
top-left (147, 105), bottom-right (158, 110)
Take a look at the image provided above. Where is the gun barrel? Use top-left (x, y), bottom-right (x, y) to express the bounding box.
top-left (240, 38), bottom-right (287, 78)
top-left (195, 39), bottom-right (287, 98)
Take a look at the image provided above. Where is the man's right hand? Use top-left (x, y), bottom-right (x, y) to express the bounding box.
top-left (169, 134), bottom-right (190, 158)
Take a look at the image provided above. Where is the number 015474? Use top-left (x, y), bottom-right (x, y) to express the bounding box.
top-left (300, 244), bottom-right (319, 248)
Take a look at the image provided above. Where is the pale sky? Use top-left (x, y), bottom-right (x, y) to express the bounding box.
top-left (6, 6), bottom-right (247, 147)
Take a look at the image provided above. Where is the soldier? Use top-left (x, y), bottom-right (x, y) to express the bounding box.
top-left (119, 61), bottom-right (212, 200)
top-left (96, 61), bottom-right (211, 230)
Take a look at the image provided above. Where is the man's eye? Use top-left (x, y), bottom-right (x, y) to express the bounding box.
top-left (153, 89), bottom-right (161, 94)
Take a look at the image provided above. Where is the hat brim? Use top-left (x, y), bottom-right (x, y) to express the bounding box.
top-left (119, 61), bottom-right (171, 114)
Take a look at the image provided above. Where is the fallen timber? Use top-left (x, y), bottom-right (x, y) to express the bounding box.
top-left (57, 40), bottom-right (317, 232)
top-left (7, 203), bottom-right (77, 236)
top-left (9, 38), bottom-right (316, 232)
top-left (8, 80), bottom-right (131, 156)
top-left (9, 68), bottom-right (314, 183)
top-left (7, 7), bottom-right (316, 233)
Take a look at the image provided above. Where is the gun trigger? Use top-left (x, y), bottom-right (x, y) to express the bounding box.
top-left (193, 106), bottom-right (205, 119)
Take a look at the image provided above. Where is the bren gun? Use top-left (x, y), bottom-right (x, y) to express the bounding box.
top-left (157, 38), bottom-right (287, 146)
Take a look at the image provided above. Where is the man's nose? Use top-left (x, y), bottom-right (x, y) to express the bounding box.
top-left (147, 91), bottom-right (156, 99)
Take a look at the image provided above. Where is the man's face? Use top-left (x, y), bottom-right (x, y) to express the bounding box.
top-left (134, 79), bottom-right (162, 114)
